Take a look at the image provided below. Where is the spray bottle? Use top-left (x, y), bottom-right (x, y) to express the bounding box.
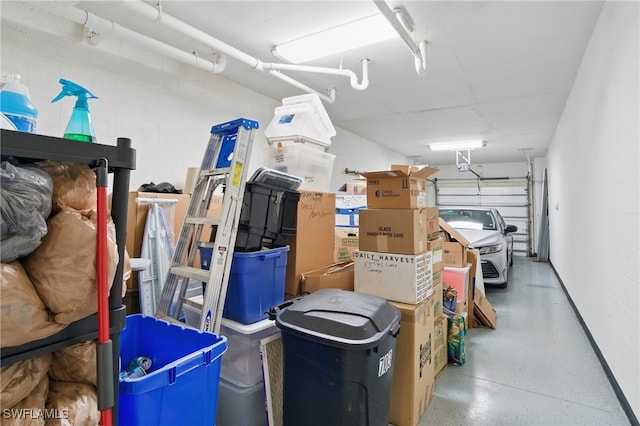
top-left (51, 79), bottom-right (98, 143)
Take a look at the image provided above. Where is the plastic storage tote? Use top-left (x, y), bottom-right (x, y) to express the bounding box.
top-left (118, 314), bottom-right (227, 426)
top-left (200, 245), bottom-right (290, 324)
top-left (216, 377), bottom-right (267, 426)
top-left (270, 289), bottom-right (401, 426)
top-left (220, 317), bottom-right (279, 387)
top-left (264, 93), bottom-right (335, 149)
top-left (264, 144), bottom-right (335, 192)
top-left (239, 182), bottom-right (300, 237)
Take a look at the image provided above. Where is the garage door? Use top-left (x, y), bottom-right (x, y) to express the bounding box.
top-left (434, 177), bottom-right (531, 256)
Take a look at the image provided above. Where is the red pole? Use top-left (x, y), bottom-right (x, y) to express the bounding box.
top-left (97, 160), bottom-right (113, 426)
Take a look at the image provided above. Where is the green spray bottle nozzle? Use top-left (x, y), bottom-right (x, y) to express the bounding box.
top-left (51, 78), bottom-right (98, 143)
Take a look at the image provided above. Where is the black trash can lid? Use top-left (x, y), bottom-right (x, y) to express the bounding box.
top-left (273, 289), bottom-right (401, 349)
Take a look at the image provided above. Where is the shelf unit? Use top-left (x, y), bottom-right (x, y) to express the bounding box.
top-left (0, 128), bottom-right (136, 423)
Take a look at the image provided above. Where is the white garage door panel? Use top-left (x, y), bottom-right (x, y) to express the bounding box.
top-left (436, 178), bottom-right (531, 256)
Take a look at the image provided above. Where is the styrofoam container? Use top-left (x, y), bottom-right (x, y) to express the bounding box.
top-left (219, 317), bottom-right (279, 388)
top-left (265, 93), bottom-right (336, 148)
top-left (264, 144), bottom-right (335, 192)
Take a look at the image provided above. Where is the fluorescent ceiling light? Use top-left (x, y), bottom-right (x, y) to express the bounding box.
top-left (428, 140), bottom-right (487, 151)
top-left (273, 14), bottom-right (397, 64)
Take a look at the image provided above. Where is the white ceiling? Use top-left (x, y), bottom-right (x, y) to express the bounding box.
top-left (49, 1), bottom-right (606, 166)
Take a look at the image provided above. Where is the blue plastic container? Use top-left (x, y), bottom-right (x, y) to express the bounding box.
top-left (199, 245), bottom-right (289, 324)
top-left (0, 74), bottom-right (38, 133)
top-left (118, 315), bottom-right (227, 426)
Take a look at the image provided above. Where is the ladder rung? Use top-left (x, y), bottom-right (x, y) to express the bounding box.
top-left (169, 266), bottom-right (210, 282)
top-left (201, 168), bottom-right (231, 177)
top-left (157, 315), bottom-right (187, 327)
top-left (182, 295), bottom-right (203, 310)
top-left (184, 216), bottom-right (221, 226)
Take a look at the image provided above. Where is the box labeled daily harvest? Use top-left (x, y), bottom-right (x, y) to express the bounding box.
top-left (354, 250), bottom-right (432, 304)
top-left (358, 208), bottom-right (430, 254)
top-left (388, 297), bottom-right (435, 426)
top-left (361, 165), bottom-right (438, 209)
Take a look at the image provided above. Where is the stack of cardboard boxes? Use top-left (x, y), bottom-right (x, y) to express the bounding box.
top-left (353, 165), bottom-right (442, 426)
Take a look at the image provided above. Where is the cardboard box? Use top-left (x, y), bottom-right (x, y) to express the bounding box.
top-left (285, 191), bottom-right (335, 296)
top-left (354, 250), bottom-right (432, 304)
top-left (388, 297), bottom-right (435, 426)
top-left (358, 208), bottom-right (430, 254)
top-left (347, 181), bottom-right (366, 195)
top-left (361, 165), bottom-right (438, 209)
top-left (125, 192), bottom-right (191, 289)
top-left (424, 207), bottom-right (440, 240)
top-left (433, 315), bottom-right (448, 380)
top-left (472, 290), bottom-right (497, 329)
top-left (442, 241), bottom-right (467, 268)
top-left (427, 237), bottom-right (444, 273)
top-left (465, 249), bottom-right (480, 324)
top-left (431, 274), bottom-right (443, 319)
top-left (337, 180), bottom-right (367, 195)
top-left (439, 218), bottom-right (470, 267)
top-left (300, 261), bottom-right (354, 294)
top-left (335, 194), bottom-right (367, 209)
top-left (334, 227), bottom-right (359, 262)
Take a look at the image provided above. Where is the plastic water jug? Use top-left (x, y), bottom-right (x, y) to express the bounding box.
top-left (0, 74), bottom-right (38, 133)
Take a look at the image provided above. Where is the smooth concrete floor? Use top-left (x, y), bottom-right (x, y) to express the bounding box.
top-left (417, 257), bottom-right (630, 426)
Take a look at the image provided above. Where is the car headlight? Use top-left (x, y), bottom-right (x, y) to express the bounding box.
top-left (479, 244), bottom-right (504, 254)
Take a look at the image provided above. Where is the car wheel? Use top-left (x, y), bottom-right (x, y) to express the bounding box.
top-left (509, 253), bottom-right (513, 267)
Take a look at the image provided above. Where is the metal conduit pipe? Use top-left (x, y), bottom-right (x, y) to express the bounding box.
top-left (27, 1), bottom-right (225, 73)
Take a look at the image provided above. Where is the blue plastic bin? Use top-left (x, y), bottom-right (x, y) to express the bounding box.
top-left (199, 245), bottom-right (289, 324)
top-left (118, 315), bottom-right (227, 426)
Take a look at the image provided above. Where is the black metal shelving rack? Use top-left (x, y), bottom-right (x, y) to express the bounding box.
top-left (0, 128), bottom-right (136, 423)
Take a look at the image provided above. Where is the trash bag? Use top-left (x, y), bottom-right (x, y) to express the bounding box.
top-left (138, 181), bottom-right (182, 194)
top-left (48, 341), bottom-right (96, 387)
top-left (2, 375), bottom-right (49, 426)
top-left (0, 261), bottom-right (64, 348)
top-left (38, 161), bottom-right (96, 215)
top-left (22, 208), bottom-right (118, 325)
top-left (0, 161), bottom-right (53, 262)
top-left (45, 381), bottom-right (99, 426)
top-left (0, 352), bottom-right (52, 409)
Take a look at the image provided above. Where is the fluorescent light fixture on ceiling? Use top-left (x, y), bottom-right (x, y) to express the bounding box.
top-left (273, 14), bottom-right (397, 64)
top-left (428, 140), bottom-right (487, 151)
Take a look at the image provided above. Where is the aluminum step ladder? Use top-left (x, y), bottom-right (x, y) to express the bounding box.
top-left (155, 118), bottom-right (258, 334)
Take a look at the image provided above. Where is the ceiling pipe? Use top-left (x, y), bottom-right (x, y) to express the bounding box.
top-left (263, 59), bottom-right (370, 91)
top-left (117, 0), bottom-right (368, 97)
top-left (27, 1), bottom-right (225, 74)
top-left (269, 71), bottom-right (337, 103)
top-left (373, 0), bottom-right (428, 76)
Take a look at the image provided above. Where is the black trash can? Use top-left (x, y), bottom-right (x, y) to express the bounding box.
top-left (270, 289), bottom-right (401, 426)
